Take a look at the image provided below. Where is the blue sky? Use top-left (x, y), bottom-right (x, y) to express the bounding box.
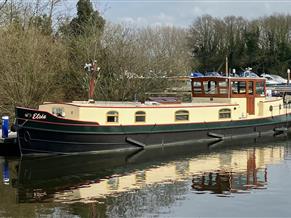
top-left (61, 0), bottom-right (291, 27)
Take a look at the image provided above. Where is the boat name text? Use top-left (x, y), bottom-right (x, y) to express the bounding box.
top-left (32, 113), bottom-right (47, 120)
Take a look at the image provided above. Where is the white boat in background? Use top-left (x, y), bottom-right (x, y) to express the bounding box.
top-left (239, 69), bottom-right (259, 78)
top-left (261, 73), bottom-right (287, 86)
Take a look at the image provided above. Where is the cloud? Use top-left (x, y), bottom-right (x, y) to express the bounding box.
top-left (118, 12), bottom-right (175, 26)
top-left (153, 12), bottom-right (175, 26)
top-left (118, 16), bottom-right (148, 26)
top-left (103, 1), bottom-right (291, 27)
top-left (192, 6), bottom-right (204, 16)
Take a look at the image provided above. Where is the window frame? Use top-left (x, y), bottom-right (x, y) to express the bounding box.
top-left (52, 107), bottom-right (65, 117)
top-left (175, 110), bottom-right (189, 121)
top-left (106, 111), bottom-right (119, 123)
top-left (135, 111), bottom-right (146, 123)
top-left (191, 77), bottom-right (229, 98)
top-left (255, 81), bottom-right (265, 96)
top-left (219, 108), bottom-right (231, 119)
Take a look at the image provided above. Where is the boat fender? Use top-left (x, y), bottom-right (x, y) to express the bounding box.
top-left (207, 132), bottom-right (224, 139)
top-left (125, 137), bottom-right (145, 148)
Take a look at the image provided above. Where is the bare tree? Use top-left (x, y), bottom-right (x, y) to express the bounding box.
top-left (0, 25), bottom-right (68, 117)
top-left (0, 0), bottom-right (8, 11)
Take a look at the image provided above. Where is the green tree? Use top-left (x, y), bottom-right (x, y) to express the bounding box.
top-left (63, 0), bottom-right (105, 37)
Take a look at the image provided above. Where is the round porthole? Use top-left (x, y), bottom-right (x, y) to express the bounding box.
top-left (269, 105), bottom-right (273, 112)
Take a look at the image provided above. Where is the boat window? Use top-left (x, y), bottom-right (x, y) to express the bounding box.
top-left (193, 81), bottom-right (203, 94)
top-left (175, 110), bottom-right (189, 121)
top-left (232, 81), bottom-right (238, 94)
top-left (232, 81), bottom-right (246, 94)
top-left (219, 81), bottom-right (227, 87)
top-left (52, 107), bottom-right (65, 117)
top-left (219, 108), bottom-right (231, 119)
top-left (238, 82), bottom-right (246, 94)
top-left (135, 111), bottom-right (146, 122)
top-left (256, 81), bottom-right (265, 95)
top-left (248, 81), bottom-right (254, 95)
top-left (203, 81), bottom-right (217, 94)
top-left (107, 111), bottom-right (119, 123)
top-left (218, 81), bottom-right (228, 94)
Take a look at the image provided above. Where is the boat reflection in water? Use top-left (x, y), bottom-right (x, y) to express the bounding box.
top-left (14, 141), bottom-right (288, 202)
top-left (1, 137), bottom-right (290, 217)
top-left (191, 159), bottom-right (267, 196)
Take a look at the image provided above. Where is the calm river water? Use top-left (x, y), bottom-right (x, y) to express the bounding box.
top-left (1, 137), bottom-right (291, 217)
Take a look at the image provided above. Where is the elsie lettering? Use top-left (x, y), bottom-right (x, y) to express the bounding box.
top-left (32, 113), bottom-right (47, 120)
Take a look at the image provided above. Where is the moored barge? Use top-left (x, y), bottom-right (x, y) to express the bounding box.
top-left (15, 76), bottom-right (291, 155)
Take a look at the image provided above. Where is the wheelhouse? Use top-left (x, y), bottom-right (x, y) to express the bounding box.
top-left (191, 76), bottom-right (267, 115)
top-left (191, 77), bottom-right (266, 98)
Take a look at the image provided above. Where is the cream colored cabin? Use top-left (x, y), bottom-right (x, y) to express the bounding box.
top-left (39, 77), bottom-right (288, 125)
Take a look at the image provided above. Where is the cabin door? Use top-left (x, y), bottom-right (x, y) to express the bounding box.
top-left (246, 81), bottom-right (255, 115)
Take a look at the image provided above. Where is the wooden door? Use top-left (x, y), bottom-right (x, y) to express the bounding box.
top-left (246, 81), bottom-right (255, 115)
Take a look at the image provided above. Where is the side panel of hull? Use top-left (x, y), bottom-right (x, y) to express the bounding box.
top-left (18, 121), bottom-right (288, 155)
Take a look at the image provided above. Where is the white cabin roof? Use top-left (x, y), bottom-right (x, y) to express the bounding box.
top-left (60, 100), bottom-right (237, 108)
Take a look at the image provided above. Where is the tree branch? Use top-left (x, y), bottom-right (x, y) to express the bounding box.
top-left (0, 0), bottom-right (8, 11)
